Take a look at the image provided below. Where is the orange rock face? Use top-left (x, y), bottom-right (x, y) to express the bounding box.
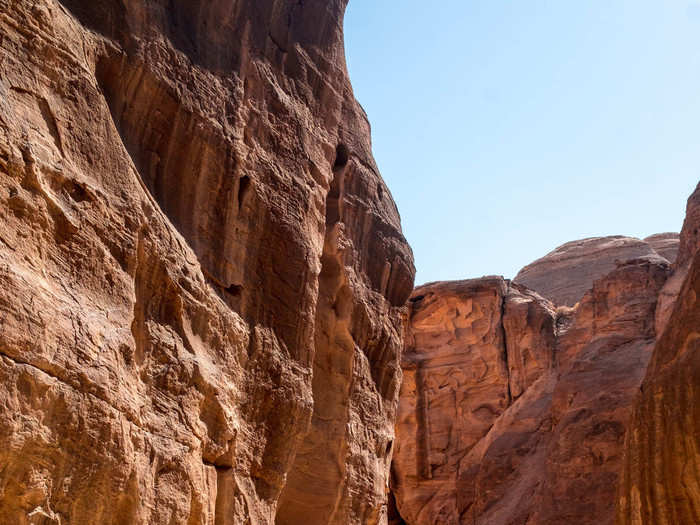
top-left (392, 257), bottom-right (670, 524)
top-left (514, 235), bottom-right (676, 307)
top-left (0, 1), bottom-right (414, 524)
top-left (392, 278), bottom-right (556, 524)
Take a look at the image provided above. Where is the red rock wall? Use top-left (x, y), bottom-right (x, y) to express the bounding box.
top-left (616, 183), bottom-right (700, 525)
top-left (0, 1), bottom-right (414, 523)
top-left (392, 257), bottom-right (670, 524)
top-left (391, 278), bottom-right (556, 524)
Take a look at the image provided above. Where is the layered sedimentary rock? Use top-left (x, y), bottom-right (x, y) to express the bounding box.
top-left (0, 1), bottom-right (414, 524)
top-left (392, 256), bottom-right (670, 524)
top-left (514, 235), bottom-right (673, 306)
top-left (643, 232), bottom-right (679, 264)
top-left (617, 183), bottom-right (700, 525)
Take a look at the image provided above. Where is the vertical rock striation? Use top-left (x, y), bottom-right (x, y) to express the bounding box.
top-left (391, 278), bottom-right (556, 524)
top-left (0, 0), bottom-right (414, 523)
top-left (617, 183), bottom-right (700, 525)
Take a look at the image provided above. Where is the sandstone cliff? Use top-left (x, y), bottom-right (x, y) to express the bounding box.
top-left (514, 234), bottom-right (678, 307)
top-left (0, 1), bottom-right (414, 524)
top-left (391, 278), bottom-right (555, 524)
top-left (3, 1), bottom-right (699, 524)
top-left (391, 252), bottom-right (670, 524)
top-left (392, 211), bottom-right (699, 525)
top-left (617, 183), bottom-right (700, 525)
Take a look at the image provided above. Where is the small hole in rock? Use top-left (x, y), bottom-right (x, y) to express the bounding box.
top-left (238, 175), bottom-right (251, 210)
top-left (385, 440), bottom-right (393, 456)
top-left (64, 180), bottom-right (89, 202)
top-left (377, 184), bottom-right (384, 201)
top-left (333, 144), bottom-right (349, 170)
top-left (410, 294), bottom-right (425, 303)
top-left (225, 284), bottom-right (243, 296)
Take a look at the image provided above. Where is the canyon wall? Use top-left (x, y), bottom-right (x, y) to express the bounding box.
top-left (617, 183), bottom-right (700, 525)
top-left (391, 278), bottom-right (556, 524)
top-left (392, 205), bottom-right (699, 525)
top-left (2, 0), bottom-right (699, 523)
top-left (0, 1), bottom-right (414, 524)
top-left (392, 252), bottom-right (670, 524)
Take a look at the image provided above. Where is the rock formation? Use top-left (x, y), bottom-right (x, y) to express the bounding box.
top-left (643, 232), bottom-right (679, 264)
top-left (391, 278), bottom-right (556, 524)
top-left (3, 0), bottom-right (699, 523)
top-left (0, 1), bottom-right (414, 524)
top-left (514, 234), bottom-right (677, 307)
top-left (617, 183), bottom-right (700, 525)
top-left (391, 252), bottom-right (670, 524)
top-left (391, 198), bottom-right (700, 525)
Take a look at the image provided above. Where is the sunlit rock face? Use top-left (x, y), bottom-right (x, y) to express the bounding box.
top-left (0, 0), bottom-right (414, 523)
top-left (514, 234), bottom-right (677, 307)
top-left (392, 256), bottom-right (671, 524)
top-left (391, 278), bottom-right (556, 524)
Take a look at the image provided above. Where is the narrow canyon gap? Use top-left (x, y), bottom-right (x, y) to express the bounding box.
top-left (2, 1), bottom-right (700, 525)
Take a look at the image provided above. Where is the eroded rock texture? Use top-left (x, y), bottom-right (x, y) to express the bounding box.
top-left (617, 183), bottom-right (700, 525)
top-left (643, 233), bottom-right (679, 264)
top-left (514, 234), bottom-right (677, 307)
top-left (392, 256), bottom-right (671, 524)
top-left (0, 1), bottom-right (414, 524)
top-left (391, 278), bottom-right (556, 524)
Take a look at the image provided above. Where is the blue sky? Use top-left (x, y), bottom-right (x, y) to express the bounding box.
top-left (344, 1), bottom-right (700, 285)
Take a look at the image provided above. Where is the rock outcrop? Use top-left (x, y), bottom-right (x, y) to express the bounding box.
top-left (392, 256), bottom-right (671, 524)
top-left (0, 1), bottom-right (414, 524)
top-left (514, 235), bottom-right (676, 307)
top-left (643, 232), bottom-right (679, 264)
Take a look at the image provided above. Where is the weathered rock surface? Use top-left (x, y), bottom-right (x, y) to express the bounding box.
top-left (514, 235), bottom-right (674, 307)
top-left (0, 1), bottom-right (414, 524)
top-left (391, 278), bottom-right (556, 524)
top-left (617, 183), bottom-right (700, 525)
top-left (392, 256), bottom-right (670, 524)
top-left (643, 232), bottom-right (679, 264)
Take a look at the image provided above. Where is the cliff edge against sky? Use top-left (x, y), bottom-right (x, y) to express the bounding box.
top-left (0, 1), bottom-right (414, 523)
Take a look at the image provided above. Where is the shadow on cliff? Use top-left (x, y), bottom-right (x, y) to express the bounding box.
top-left (57, 0), bottom-right (346, 73)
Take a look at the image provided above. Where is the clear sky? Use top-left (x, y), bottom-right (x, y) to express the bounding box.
top-left (344, 1), bottom-right (700, 285)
